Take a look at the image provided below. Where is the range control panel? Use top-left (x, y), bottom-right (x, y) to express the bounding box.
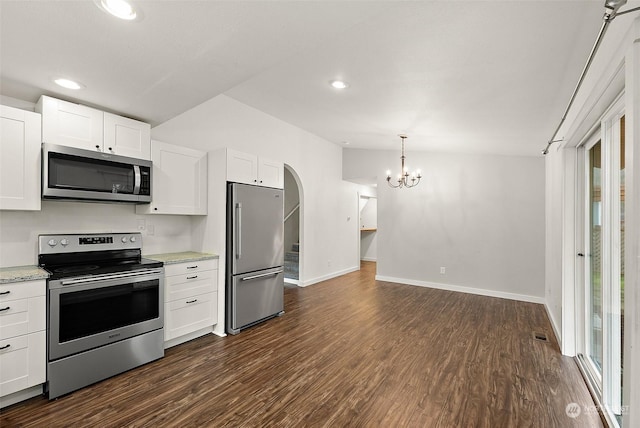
top-left (39, 232), bottom-right (142, 255)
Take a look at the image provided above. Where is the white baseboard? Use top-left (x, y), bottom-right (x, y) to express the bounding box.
top-left (0, 384), bottom-right (43, 409)
top-left (374, 275), bottom-right (545, 304)
top-left (301, 265), bottom-right (360, 287)
top-left (360, 257), bottom-right (377, 262)
top-left (544, 302), bottom-right (563, 351)
top-left (164, 326), bottom-right (214, 349)
top-left (284, 278), bottom-right (300, 286)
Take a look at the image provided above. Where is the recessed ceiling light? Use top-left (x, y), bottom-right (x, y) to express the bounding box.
top-left (53, 78), bottom-right (84, 90)
top-left (330, 80), bottom-right (349, 89)
top-left (98, 0), bottom-right (138, 20)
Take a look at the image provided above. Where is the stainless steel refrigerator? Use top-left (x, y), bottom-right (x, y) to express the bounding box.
top-left (226, 182), bottom-right (284, 334)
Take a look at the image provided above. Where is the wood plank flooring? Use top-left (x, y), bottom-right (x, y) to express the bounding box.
top-left (1, 262), bottom-right (602, 427)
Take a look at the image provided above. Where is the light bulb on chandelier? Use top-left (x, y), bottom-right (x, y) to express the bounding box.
top-left (386, 134), bottom-right (421, 188)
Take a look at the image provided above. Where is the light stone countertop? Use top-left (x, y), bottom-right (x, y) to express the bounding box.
top-left (143, 251), bottom-right (219, 265)
top-left (0, 265), bottom-right (49, 284)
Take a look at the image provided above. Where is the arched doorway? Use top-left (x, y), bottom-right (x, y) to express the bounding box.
top-left (284, 164), bottom-right (303, 285)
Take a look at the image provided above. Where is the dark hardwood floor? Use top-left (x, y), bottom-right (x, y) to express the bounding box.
top-left (1, 262), bottom-right (602, 427)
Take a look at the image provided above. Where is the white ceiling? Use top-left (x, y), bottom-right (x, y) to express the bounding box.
top-left (0, 1), bottom-right (634, 156)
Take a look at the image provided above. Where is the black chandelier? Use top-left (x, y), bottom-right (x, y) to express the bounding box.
top-left (386, 134), bottom-right (421, 188)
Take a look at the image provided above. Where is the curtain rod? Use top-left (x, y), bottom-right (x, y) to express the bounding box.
top-left (542, 0), bottom-right (635, 155)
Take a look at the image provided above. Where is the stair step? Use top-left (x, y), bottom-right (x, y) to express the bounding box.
top-left (285, 251), bottom-right (299, 262)
top-left (284, 259), bottom-right (299, 280)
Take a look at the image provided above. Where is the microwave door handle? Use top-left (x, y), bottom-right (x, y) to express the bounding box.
top-left (133, 165), bottom-right (141, 195)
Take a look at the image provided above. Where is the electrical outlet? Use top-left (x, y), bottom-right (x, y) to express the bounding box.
top-left (328, 259), bottom-right (332, 267)
top-left (440, 266), bottom-right (446, 274)
top-left (137, 219), bottom-right (146, 231)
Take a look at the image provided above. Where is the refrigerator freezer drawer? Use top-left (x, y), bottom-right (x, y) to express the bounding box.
top-left (228, 268), bottom-right (284, 334)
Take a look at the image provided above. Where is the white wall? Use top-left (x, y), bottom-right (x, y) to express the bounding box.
top-left (544, 146), bottom-right (565, 348)
top-left (0, 201), bottom-right (191, 267)
top-left (151, 94), bottom-right (360, 286)
top-left (344, 149), bottom-right (545, 302)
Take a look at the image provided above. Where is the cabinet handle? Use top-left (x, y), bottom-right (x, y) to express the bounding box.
top-left (186, 265), bottom-right (198, 269)
top-left (186, 299), bottom-right (198, 304)
top-left (260, 180), bottom-right (263, 183)
top-left (0, 306), bottom-right (10, 312)
top-left (187, 275), bottom-right (198, 280)
top-left (108, 147), bottom-right (113, 151)
top-left (0, 344), bottom-right (10, 351)
top-left (154, 207), bottom-right (158, 211)
top-left (95, 145), bottom-right (100, 150)
top-left (0, 291), bottom-right (10, 295)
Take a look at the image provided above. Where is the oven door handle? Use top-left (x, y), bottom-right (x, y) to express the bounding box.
top-left (59, 269), bottom-right (164, 286)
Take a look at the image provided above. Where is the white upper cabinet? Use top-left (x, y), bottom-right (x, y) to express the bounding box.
top-left (36, 95), bottom-right (103, 151)
top-left (0, 105), bottom-right (41, 211)
top-left (136, 140), bottom-right (207, 215)
top-left (36, 95), bottom-right (150, 160)
top-left (103, 112), bottom-right (150, 160)
top-left (226, 149), bottom-right (283, 189)
top-left (258, 158), bottom-right (284, 189)
top-left (226, 149), bottom-right (258, 185)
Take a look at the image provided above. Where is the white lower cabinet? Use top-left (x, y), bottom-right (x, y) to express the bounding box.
top-left (0, 280), bottom-right (46, 405)
top-left (163, 259), bottom-right (218, 346)
top-left (165, 292), bottom-right (217, 340)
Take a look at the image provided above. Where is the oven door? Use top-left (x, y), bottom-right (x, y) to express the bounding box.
top-left (48, 268), bottom-right (163, 361)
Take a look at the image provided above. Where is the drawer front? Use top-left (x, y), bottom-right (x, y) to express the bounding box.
top-left (0, 330), bottom-right (46, 397)
top-left (164, 259), bottom-right (217, 277)
top-left (0, 296), bottom-right (46, 339)
top-left (0, 280), bottom-right (45, 303)
top-left (165, 292), bottom-right (217, 341)
top-left (165, 269), bottom-right (217, 302)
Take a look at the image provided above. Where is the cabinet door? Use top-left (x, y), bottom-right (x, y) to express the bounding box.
top-left (0, 105), bottom-right (41, 211)
top-left (164, 292), bottom-right (217, 341)
top-left (258, 157), bottom-right (284, 189)
top-left (226, 149), bottom-right (258, 185)
top-left (137, 140), bottom-right (207, 215)
top-left (0, 331), bottom-right (46, 398)
top-left (37, 96), bottom-right (103, 151)
top-left (103, 112), bottom-right (151, 160)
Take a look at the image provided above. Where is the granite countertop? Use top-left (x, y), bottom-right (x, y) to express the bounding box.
top-left (0, 265), bottom-right (49, 284)
top-left (144, 251), bottom-right (219, 265)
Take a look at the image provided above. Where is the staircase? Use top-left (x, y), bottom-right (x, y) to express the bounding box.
top-left (284, 243), bottom-right (299, 280)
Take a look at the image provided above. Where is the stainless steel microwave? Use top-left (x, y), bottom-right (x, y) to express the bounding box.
top-left (42, 143), bottom-right (152, 203)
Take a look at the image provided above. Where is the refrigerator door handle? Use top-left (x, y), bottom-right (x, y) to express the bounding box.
top-left (241, 270), bottom-right (284, 281)
top-left (236, 202), bottom-right (242, 260)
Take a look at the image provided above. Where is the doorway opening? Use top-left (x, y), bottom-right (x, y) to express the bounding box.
top-left (284, 165), bottom-right (302, 285)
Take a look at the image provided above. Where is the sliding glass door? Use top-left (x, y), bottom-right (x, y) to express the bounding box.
top-left (579, 101), bottom-right (625, 426)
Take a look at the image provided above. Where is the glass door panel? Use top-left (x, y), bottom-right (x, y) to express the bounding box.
top-left (588, 140), bottom-right (603, 376)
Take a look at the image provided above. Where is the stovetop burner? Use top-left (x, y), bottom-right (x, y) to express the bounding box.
top-left (53, 265), bottom-right (100, 274)
top-left (42, 258), bottom-right (163, 281)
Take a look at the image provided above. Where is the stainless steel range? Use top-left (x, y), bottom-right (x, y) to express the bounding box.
top-left (38, 232), bottom-right (164, 399)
